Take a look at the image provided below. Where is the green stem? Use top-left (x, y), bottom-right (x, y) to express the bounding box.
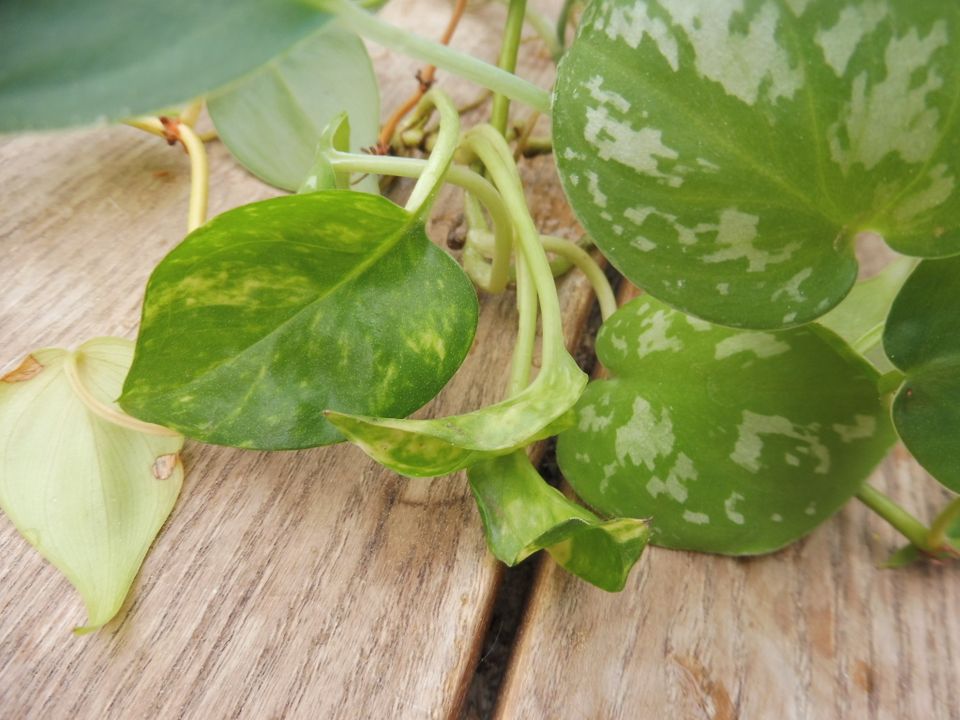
top-left (509, 253), bottom-right (538, 395)
top-left (556, 0), bottom-right (578, 51)
top-left (323, 0), bottom-right (551, 115)
top-left (491, 0), bottom-right (529, 136)
top-left (462, 125), bottom-right (565, 368)
top-left (404, 89), bottom-right (459, 217)
top-left (328, 153), bottom-right (512, 293)
top-left (857, 484), bottom-right (932, 551)
top-left (539, 237), bottom-right (616, 320)
top-left (493, 0), bottom-right (563, 61)
top-left (928, 496), bottom-right (960, 550)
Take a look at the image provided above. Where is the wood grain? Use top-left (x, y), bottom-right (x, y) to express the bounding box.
top-left (0, 2), bottom-right (584, 717)
top-left (496, 285), bottom-right (960, 720)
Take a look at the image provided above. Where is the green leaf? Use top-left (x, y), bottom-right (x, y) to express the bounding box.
top-left (884, 256), bottom-right (960, 492)
top-left (553, 0), bottom-right (960, 329)
top-left (120, 191), bottom-right (478, 450)
top-left (208, 24), bottom-right (380, 193)
top-left (556, 296), bottom-right (895, 555)
top-left (325, 351), bottom-right (587, 476)
top-left (0, 0), bottom-right (335, 131)
top-left (0, 338), bottom-right (183, 633)
top-left (468, 451), bottom-right (648, 592)
top-left (818, 255), bottom-right (917, 370)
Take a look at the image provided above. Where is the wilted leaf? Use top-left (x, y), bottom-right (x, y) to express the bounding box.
top-left (468, 451), bottom-right (648, 591)
top-left (0, 338), bottom-right (183, 632)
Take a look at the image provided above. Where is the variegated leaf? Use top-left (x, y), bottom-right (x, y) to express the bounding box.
top-left (556, 296), bottom-right (895, 555)
top-left (884, 256), bottom-right (960, 492)
top-left (120, 191), bottom-right (478, 450)
top-left (0, 338), bottom-right (183, 632)
top-left (554, 0), bottom-right (960, 328)
top-left (325, 352), bottom-right (587, 477)
top-left (469, 451), bottom-right (648, 592)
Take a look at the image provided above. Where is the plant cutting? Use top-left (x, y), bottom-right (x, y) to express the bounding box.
top-left (0, 0), bottom-right (958, 635)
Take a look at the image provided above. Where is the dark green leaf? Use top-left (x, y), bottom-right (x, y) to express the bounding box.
top-left (120, 191), bottom-right (478, 450)
top-left (0, 0), bottom-right (331, 130)
top-left (554, 0), bottom-right (960, 329)
top-left (468, 451), bottom-right (648, 591)
top-left (557, 296), bottom-right (895, 554)
top-left (208, 25), bottom-right (379, 193)
top-left (884, 256), bottom-right (960, 492)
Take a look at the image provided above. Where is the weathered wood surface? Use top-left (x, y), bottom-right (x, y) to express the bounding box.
top-left (496, 284), bottom-right (960, 720)
top-left (0, 2), bottom-right (580, 718)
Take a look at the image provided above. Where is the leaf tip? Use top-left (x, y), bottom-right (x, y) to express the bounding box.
top-left (2, 354), bottom-right (44, 383)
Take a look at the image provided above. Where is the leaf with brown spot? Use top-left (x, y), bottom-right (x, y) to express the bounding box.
top-left (2, 354), bottom-right (44, 383)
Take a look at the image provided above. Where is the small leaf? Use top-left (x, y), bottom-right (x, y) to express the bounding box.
top-left (468, 451), bottom-right (648, 591)
top-left (0, 0), bottom-right (333, 131)
top-left (325, 351), bottom-right (587, 477)
top-left (883, 256), bottom-right (960, 492)
top-left (557, 296), bottom-right (895, 555)
top-left (208, 24), bottom-right (380, 193)
top-left (120, 190), bottom-right (478, 450)
top-left (884, 513), bottom-right (960, 568)
top-left (0, 338), bottom-right (183, 632)
top-left (554, 0), bottom-right (960, 329)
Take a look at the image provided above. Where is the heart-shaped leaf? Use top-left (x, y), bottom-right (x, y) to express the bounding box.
top-left (0, 338), bottom-right (183, 632)
top-left (325, 351), bottom-right (587, 476)
top-left (553, 0), bottom-right (960, 329)
top-left (556, 296), bottom-right (895, 555)
top-left (468, 451), bottom-right (648, 592)
top-left (120, 191), bottom-right (478, 450)
top-left (884, 256), bottom-right (960, 492)
top-left (0, 0), bottom-right (334, 131)
top-left (208, 24), bottom-right (379, 193)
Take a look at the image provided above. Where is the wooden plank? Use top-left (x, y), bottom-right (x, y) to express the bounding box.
top-left (0, 2), bottom-right (586, 717)
top-left (496, 282), bottom-right (960, 720)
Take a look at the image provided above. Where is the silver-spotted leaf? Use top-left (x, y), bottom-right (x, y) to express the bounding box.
top-left (468, 451), bottom-right (648, 592)
top-left (557, 296), bottom-right (895, 555)
top-left (208, 24), bottom-right (379, 193)
top-left (884, 256), bottom-right (960, 492)
top-left (554, 0), bottom-right (960, 329)
top-left (325, 352), bottom-right (587, 476)
top-left (0, 338), bottom-right (183, 632)
top-left (0, 0), bottom-right (333, 130)
top-left (120, 191), bottom-right (478, 450)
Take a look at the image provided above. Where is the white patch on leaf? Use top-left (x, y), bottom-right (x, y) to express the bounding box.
top-left (683, 510), bottom-right (710, 525)
top-left (579, 404), bottom-right (614, 432)
top-left (714, 332), bottom-right (790, 360)
top-left (829, 21), bottom-right (949, 172)
top-left (700, 209), bottom-right (799, 272)
top-left (724, 492), bottom-right (746, 525)
top-left (598, 0), bottom-right (679, 70)
top-left (832, 414), bottom-right (876, 443)
top-left (615, 396), bottom-right (675, 471)
top-left (815, 2), bottom-right (888, 77)
top-left (771, 267), bottom-right (813, 303)
top-left (658, 0), bottom-right (804, 105)
top-left (891, 164), bottom-right (956, 225)
top-left (637, 309), bottom-right (683, 357)
top-left (730, 411), bottom-right (830, 474)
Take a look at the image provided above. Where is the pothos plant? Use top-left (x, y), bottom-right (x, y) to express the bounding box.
top-left (0, 0), bottom-right (958, 633)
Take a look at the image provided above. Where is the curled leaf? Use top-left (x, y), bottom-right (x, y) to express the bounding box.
top-left (468, 451), bottom-right (648, 591)
top-left (0, 338), bottom-right (183, 632)
top-left (325, 351), bottom-right (587, 477)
